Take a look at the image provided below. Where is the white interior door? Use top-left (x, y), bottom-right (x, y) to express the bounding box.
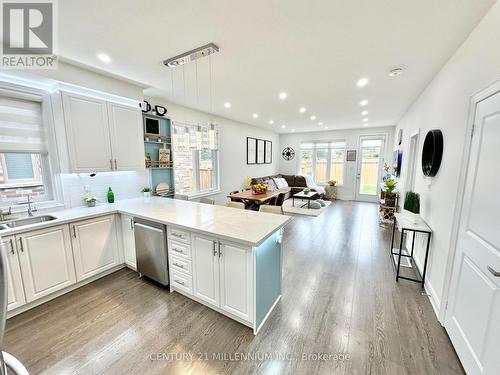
top-left (445, 91), bottom-right (500, 374)
top-left (355, 137), bottom-right (385, 202)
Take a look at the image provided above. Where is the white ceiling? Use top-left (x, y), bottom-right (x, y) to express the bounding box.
top-left (59, 0), bottom-right (495, 133)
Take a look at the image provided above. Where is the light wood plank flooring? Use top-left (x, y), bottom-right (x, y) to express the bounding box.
top-left (3, 201), bottom-right (464, 374)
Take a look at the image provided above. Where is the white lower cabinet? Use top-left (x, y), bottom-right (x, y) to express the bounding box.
top-left (193, 235), bottom-right (220, 307)
top-left (16, 225), bottom-right (76, 302)
top-left (1, 236), bottom-right (26, 311)
top-left (71, 215), bottom-right (120, 281)
top-left (121, 214), bottom-right (136, 269)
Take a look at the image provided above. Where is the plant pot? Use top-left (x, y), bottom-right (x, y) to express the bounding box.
top-left (403, 209), bottom-right (420, 223)
top-left (143, 192), bottom-right (151, 197)
top-left (385, 196), bottom-right (396, 207)
top-left (86, 200), bottom-right (96, 207)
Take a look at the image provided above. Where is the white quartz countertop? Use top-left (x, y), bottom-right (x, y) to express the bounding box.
top-left (0, 197), bottom-right (293, 246)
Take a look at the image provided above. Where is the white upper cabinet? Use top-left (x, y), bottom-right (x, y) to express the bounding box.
top-left (71, 215), bottom-right (120, 281)
top-left (60, 91), bottom-right (144, 173)
top-left (16, 225), bottom-right (76, 302)
top-left (108, 102), bottom-right (145, 171)
top-left (61, 92), bottom-right (113, 172)
top-left (1, 236), bottom-right (26, 311)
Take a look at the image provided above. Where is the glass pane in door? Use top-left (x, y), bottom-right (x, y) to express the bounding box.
top-left (359, 140), bottom-right (382, 195)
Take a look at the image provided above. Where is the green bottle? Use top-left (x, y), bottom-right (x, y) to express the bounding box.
top-left (107, 187), bottom-right (115, 203)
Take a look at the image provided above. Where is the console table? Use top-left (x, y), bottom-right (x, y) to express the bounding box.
top-left (389, 213), bottom-right (432, 287)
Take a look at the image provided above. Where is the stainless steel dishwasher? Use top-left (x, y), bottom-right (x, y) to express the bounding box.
top-left (133, 218), bottom-right (169, 286)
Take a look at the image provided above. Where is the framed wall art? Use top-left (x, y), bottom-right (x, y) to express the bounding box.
top-left (247, 137), bottom-right (257, 164)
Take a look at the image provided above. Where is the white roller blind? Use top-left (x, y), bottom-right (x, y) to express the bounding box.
top-left (0, 96), bottom-right (46, 153)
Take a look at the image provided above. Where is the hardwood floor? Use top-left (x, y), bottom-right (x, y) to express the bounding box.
top-left (3, 201), bottom-right (463, 375)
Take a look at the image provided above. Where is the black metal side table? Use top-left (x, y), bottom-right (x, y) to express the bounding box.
top-left (389, 213), bottom-right (432, 287)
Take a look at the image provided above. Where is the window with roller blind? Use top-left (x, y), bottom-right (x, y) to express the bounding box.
top-left (0, 94), bottom-right (52, 202)
top-left (300, 141), bottom-right (346, 185)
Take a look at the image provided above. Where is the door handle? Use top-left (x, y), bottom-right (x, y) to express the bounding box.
top-left (9, 238), bottom-right (14, 254)
top-left (213, 240), bottom-right (217, 256)
top-left (72, 225), bottom-right (77, 238)
top-left (110, 159), bottom-right (113, 170)
top-left (487, 266), bottom-right (500, 277)
top-left (218, 241), bottom-right (222, 258)
top-left (18, 237), bottom-right (23, 252)
top-left (114, 159), bottom-right (118, 170)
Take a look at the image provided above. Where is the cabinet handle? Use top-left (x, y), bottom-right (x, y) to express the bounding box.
top-left (171, 232), bottom-right (183, 238)
top-left (213, 240), bottom-right (217, 256)
top-left (173, 263), bottom-right (185, 269)
top-left (18, 237), bottom-right (23, 252)
top-left (72, 225), bottom-right (77, 238)
top-left (130, 219), bottom-right (134, 230)
top-left (114, 159), bottom-right (118, 170)
top-left (218, 241), bottom-right (222, 258)
top-left (174, 279), bottom-right (185, 286)
top-left (110, 159), bottom-right (113, 170)
top-left (9, 238), bottom-right (14, 254)
top-left (172, 247), bottom-right (183, 254)
top-left (488, 266), bottom-right (500, 277)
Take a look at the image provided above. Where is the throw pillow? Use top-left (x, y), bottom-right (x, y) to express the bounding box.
top-left (309, 201), bottom-right (322, 209)
top-left (273, 177), bottom-right (284, 189)
top-left (278, 177), bottom-right (289, 188)
top-left (316, 199), bottom-right (326, 207)
top-left (265, 179), bottom-right (277, 191)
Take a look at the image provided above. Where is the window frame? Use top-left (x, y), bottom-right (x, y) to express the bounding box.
top-left (299, 141), bottom-right (346, 186)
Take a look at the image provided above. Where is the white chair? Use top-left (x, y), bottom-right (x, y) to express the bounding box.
top-left (174, 194), bottom-right (189, 201)
top-left (225, 201), bottom-right (245, 209)
top-left (200, 197), bottom-right (215, 205)
top-left (259, 205), bottom-right (283, 215)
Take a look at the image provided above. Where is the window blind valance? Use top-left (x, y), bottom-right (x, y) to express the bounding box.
top-left (171, 120), bottom-right (218, 151)
top-left (0, 96), bottom-right (45, 153)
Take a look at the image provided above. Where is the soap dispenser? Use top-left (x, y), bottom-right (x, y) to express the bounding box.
top-left (107, 187), bottom-right (115, 203)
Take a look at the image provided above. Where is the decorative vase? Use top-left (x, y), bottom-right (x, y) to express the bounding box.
top-left (403, 209), bottom-right (420, 224)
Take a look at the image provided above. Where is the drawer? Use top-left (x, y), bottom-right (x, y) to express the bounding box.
top-left (170, 255), bottom-right (192, 276)
top-left (169, 240), bottom-right (192, 260)
top-left (170, 270), bottom-right (192, 294)
top-left (168, 227), bottom-right (191, 244)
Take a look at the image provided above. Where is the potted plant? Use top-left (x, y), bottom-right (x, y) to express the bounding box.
top-left (327, 179), bottom-right (337, 186)
top-left (142, 187), bottom-right (152, 197)
top-left (82, 195), bottom-right (97, 207)
top-left (384, 178), bottom-right (397, 207)
top-left (403, 191), bottom-right (420, 223)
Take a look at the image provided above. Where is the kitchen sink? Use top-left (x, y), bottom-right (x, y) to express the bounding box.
top-left (0, 215), bottom-right (57, 229)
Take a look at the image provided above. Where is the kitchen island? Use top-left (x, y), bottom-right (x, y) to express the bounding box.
top-left (1, 197), bottom-right (292, 333)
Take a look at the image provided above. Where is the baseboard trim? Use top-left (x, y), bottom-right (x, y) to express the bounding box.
top-left (254, 294), bottom-right (282, 335)
top-left (424, 279), bottom-right (442, 324)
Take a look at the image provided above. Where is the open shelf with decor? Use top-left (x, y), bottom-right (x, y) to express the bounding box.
top-left (143, 112), bottom-right (175, 198)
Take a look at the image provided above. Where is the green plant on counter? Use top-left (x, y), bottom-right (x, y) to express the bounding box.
top-left (145, 152), bottom-right (152, 160)
top-left (142, 187), bottom-right (152, 193)
top-left (384, 178), bottom-right (397, 198)
top-left (404, 191), bottom-right (420, 214)
top-left (82, 195), bottom-right (97, 203)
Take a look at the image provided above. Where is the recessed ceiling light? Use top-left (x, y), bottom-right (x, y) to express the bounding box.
top-left (356, 78), bottom-right (369, 87)
top-left (97, 53), bottom-right (111, 63)
top-left (363, 118), bottom-right (369, 122)
top-left (361, 110), bottom-right (369, 116)
top-left (299, 107), bottom-right (306, 113)
top-left (389, 67), bottom-right (404, 77)
top-left (310, 115), bottom-right (316, 120)
top-left (224, 102), bottom-right (231, 108)
top-left (279, 92), bottom-right (288, 100)
top-left (252, 113), bottom-right (259, 119)
top-left (360, 100), bottom-right (369, 106)
top-left (291, 129), bottom-right (295, 133)
top-left (324, 126), bottom-right (329, 130)
top-left (281, 125), bottom-right (286, 129)
top-left (363, 124), bottom-right (369, 127)
top-left (318, 122), bottom-right (323, 126)
top-left (269, 120), bottom-right (274, 125)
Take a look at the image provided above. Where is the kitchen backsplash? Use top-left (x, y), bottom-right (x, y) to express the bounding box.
top-left (60, 171), bottom-right (149, 208)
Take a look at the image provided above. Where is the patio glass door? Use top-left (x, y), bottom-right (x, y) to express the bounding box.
top-left (355, 137), bottom-right (385, 202)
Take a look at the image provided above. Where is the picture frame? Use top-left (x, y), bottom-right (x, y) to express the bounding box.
top-left (246, 137), bottom-right (257, 164)
top-left (347, 150), bottom-right (356, 162)
top-left (257, 139), bottom-right (265, 164)
top-left (144, 116), bottom-right (160, 135)
top-left (264, 140), bottom-right (272, 164)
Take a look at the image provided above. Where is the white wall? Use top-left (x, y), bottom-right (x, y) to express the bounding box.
top-left (394, 0), bottom-right (500, 318)
top-left (145, 96), bottom-right (280, 204)
top-left (279, 126), bottom-right (395, 200)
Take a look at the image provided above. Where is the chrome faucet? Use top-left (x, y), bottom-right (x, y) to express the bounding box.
top-left (18, 195), bottom-right (37, 216)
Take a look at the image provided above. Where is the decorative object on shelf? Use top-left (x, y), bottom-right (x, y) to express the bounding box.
top-left (264, 140), bottom-right (272, 164)
top-left (107, 187), bottom-right (115, 204)
top-left (422, 129), bottom-right (443, 177)
top-left (144, 116), bottom-right (160, 135)
top-left (145, 152), bottom-right (152, 168)
top-left (154, 105), bottom-right (167, 116)
top-left (403, 191), bottom-right (420, 223)
top-left (347, 150), bottom-right (356, 162)
top-left (139, 100), bottom-right (151, 113)
top-left (155, 182), bottom-right (172, 196)
top-left (142, 187), bottom-right (152, 197)
top-left (247, 137), bottom-right (257, 164)
top-left (282, 147), bottom-right (295, 160)
top-left (158, 147), bottom-right (170, 167)
top-left (251, 183), bottom-right (268, 195)
top-left (383, 178), bottom-right (397, 207)
top-left (82, 195), bottom-right (97, 207)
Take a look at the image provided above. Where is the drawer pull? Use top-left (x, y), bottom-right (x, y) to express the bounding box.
top-left (171, 232), bottom-right (184, 239)
top-left (173, 263), bottom-right (185, 269)
top-left (488, 266), bottom-right (500, 277)
top-left (172, 248), bottom-right (184, 254)
top-left (174, 279), bottom-right (185, 286)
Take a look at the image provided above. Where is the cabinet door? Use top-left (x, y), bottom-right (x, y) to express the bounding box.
top-left (219, 241), bottom-right (254, 323)
top-left (107, 102), bottom-right (145, 171)
top-left (121, 214), bottom-right (136, 269)
top-left (17, 225), bottom-right (76, 302)
top-left (61, 91), bottom-right (113, 172)
top-left (192, 235), bottom-right (219, 307)
top-left (1, 237), bottom-right (26, 311)
top-left (71, 215), bottom-right (120, 281)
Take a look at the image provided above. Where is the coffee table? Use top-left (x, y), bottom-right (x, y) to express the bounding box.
top-left (292, 191), bottom-right (320, 208)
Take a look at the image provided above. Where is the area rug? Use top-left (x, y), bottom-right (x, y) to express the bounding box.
top-left (282, 199), bottom-right (331, 217)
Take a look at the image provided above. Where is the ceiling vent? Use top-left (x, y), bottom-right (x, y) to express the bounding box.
top-left (163, 43), bottom-right (219, 68)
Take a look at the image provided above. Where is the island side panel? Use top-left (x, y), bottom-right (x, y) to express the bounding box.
top-left (255, 229), bottom-right (283, 331)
